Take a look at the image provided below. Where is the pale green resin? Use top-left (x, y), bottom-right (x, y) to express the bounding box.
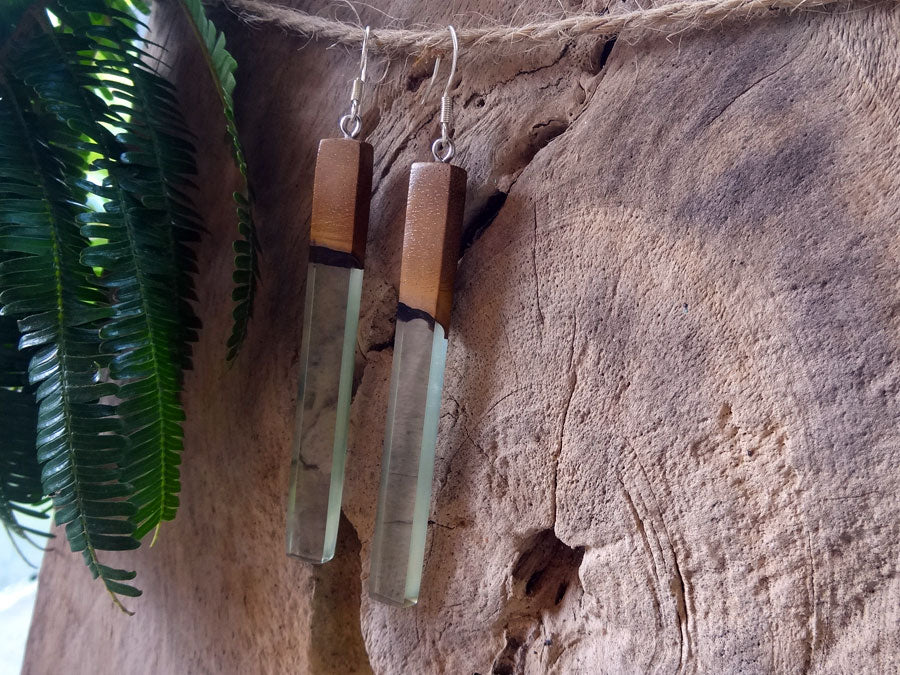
top-left (286, 263), bottom-right (363, 564)
top-left (369, 317), bottom-right (448, 606)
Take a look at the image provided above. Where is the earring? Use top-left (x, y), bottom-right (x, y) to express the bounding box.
top-left (369, 26), bottom-right (467, 606)
top-left (286, 28), bottom-right (374, 564)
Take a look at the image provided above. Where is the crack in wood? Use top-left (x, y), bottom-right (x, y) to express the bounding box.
top-left (551, 318), bottom-right (579, 528)
top-left (531, 203), bottom-right (545, 330)
top-left (617, 439), bottom-right (695, 671)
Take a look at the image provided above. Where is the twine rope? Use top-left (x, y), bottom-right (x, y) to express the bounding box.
top-left (213, 0), bottom-right (885, 55)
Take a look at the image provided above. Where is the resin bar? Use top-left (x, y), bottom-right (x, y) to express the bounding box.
top-left (286, 138), bottom-right (372, 564)
top-left (369, 162), bottom-right (467, 606)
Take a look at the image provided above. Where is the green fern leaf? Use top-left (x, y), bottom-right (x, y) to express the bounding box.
top-left (0, 73), bottom-right (140, 609)
top-left (99, 63), bottom-right (201, 541)
top-left (39, 0), bottom-right (201, 542)
top-left (0, 0), bottom-right (206, 605)
top-left (0, 314), bottom-right (49, 553)
top-left (176, 0), bottom-right (258, 360)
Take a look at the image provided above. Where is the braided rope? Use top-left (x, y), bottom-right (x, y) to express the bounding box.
top-left (213, 0), bottom-right (886, 55)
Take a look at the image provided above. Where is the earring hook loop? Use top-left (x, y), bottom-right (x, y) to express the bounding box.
top-left (431, 26), bottom-right (459, 162)
top-left (339, 25), bottom-right (371, 139)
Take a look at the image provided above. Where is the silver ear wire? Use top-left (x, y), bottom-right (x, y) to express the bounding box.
top-left (430, 26), bottom-right (458, 163)
top-left (421, 54), bottom-right (441, 102)
top-left (339, 26), bottom-right (370, 139)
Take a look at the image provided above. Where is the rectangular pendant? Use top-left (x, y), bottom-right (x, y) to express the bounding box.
top-left (286, 138), bottom-right (372, 564)
top-left (369, 162), bottom-right (467, 605)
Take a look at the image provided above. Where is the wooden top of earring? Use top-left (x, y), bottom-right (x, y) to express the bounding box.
top-left (398, 162), bottom-right (467, 333)
top-left (310, 138), bottom-right (373, 268)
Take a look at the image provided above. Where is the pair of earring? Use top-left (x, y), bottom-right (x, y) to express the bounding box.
top-left (285, 27), bottom-right (466, 608)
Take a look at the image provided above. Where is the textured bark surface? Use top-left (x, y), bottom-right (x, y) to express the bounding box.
top-left (23, 0), bottom-right (900, 673)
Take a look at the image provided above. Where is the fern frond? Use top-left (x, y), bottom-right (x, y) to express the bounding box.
top-left (33, 0), bottom-right (202, 542)
top-left (176, 0), bottom-right (258, 360)
top-left (0, 314), bottom-right (48, 546)
top-left (95, 58), bottom-right (202, 541)
top-left (0, 0), bottom-right (210, 606)
top-left (0, 73), bottom-right (140, 607)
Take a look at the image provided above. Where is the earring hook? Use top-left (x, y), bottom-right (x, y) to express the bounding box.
top-left (443, 25), bottom-right (458, 98)
top-left (430, 26), bottom-right (459, 163)
top-left (359, 25), bottom-right (370, 83)
top-left (422, 26), bottom-right (459, 100)
top-left (339, 25), bottom-right (371, 139)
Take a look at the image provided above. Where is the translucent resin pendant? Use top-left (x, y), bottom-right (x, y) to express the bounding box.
top-left (286, 261), bottom-right (362, 563)
top-left (286, 138), bottom-right (372, 564)
top-left (369, 162), bottom-right (467, 605)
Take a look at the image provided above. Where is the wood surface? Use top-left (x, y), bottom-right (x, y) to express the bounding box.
top-left (23, 0), bottom-right (900, 673)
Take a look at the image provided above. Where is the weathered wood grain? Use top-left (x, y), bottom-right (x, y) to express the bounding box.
top-left (23, 0), bottom-right (900, 673)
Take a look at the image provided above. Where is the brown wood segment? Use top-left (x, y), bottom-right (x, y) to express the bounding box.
top-left (310, 138), bottom-right (373, 266)
top-left (398, 162), bottom-right (467, 332)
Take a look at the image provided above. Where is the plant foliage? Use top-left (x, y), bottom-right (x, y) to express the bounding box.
top-left (0, 69), bottom-right (140, 606)
top-left (0, 314), bottom-right (47, 552)
top-left (0, 0), bottom-right (254, 610)
top-left (177, 0), bottom-right (258, 361)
